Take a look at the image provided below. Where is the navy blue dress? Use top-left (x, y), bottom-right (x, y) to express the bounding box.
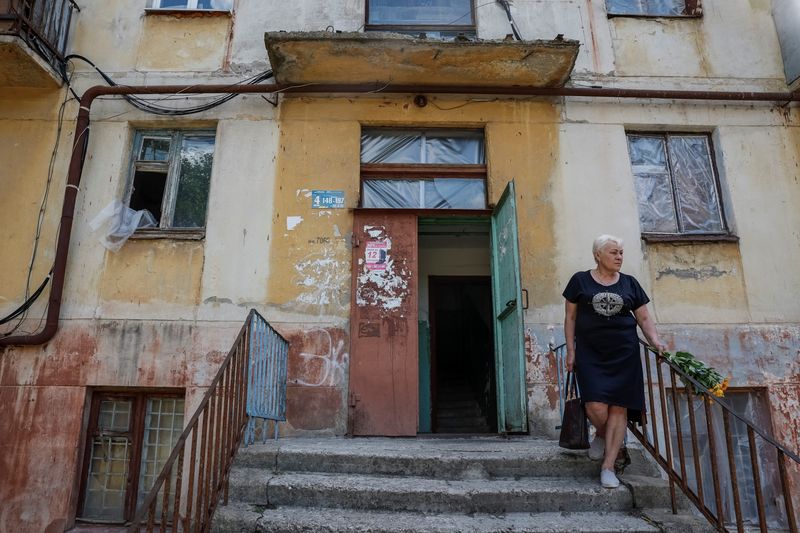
top-left (562, 270), bottom-right (649, 424)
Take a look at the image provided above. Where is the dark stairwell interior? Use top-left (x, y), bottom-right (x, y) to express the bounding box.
top-left (431, 277), bottom-right (497, 434)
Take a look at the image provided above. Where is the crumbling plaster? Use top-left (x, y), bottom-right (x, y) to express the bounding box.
top-left (0, 1), bottom-right (798, 528)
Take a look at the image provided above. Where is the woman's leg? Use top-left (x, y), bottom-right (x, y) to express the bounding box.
top-left (584, 401), bottom-right (609, 438)
top-left (601, 405), bottom-right (627, 471)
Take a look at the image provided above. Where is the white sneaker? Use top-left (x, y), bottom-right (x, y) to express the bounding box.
top-left (600, 468), bottom-right (620, 489)
top-left (587, 437), bottom-right (605, 461)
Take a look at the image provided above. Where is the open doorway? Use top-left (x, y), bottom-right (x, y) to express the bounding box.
top-left (418, 219), bottom-right (497, 434)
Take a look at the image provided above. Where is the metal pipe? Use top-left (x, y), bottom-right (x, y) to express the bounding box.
top-left (2, 80), bottom-right (800, 347)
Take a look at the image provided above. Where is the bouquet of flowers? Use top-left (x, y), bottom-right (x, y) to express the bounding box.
top-left (657, 349), bottom-right (729, 398)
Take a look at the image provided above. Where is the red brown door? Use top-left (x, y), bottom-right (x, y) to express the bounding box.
top-left (349, 211), bottom-right (418, 436)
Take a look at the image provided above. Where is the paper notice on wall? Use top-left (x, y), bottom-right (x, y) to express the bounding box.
top-left (365, 240), bottom-right (389, 270)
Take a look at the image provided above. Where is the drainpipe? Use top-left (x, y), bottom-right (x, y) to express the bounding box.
top-left (2, 81), bottom-right (798, 347)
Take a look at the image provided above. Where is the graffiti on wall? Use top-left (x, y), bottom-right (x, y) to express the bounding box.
top-left (287, 328), bottom-right (349, 387)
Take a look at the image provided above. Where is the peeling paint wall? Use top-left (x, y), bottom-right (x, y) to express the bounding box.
top-left (1, 0), bottom-right (799, 529)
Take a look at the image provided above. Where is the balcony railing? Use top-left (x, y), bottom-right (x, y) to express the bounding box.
top-left (0, 0), bottom-right (79, 73)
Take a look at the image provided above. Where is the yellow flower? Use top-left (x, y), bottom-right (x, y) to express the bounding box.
top-left (721, 377), bottom-right (730, 392)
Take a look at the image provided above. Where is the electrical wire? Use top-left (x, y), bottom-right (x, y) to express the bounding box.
top-left (0, 74), bottom-right (73, 337)
top-left (496, 0), bottom-right (523, 40)
top-left (61, 54), bottom-right (274, 116)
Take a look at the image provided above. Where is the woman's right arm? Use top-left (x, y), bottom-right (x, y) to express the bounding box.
top-left (564, 300), bottom-right (578, 371)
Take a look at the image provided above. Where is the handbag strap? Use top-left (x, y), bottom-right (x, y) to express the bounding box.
top-left (564, 371), bottom-right (579, 401)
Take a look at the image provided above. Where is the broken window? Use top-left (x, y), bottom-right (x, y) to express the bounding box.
top-left (78, 391), bottom-right (185, 523)
top-left (606, 0), bottom-right (700, 17)
top-left (147, 0), bottom-right (232, 10)
top-left (366, 0), bottom-right (476, 39)
top-left (360, 129), bottom-right (487, 209)
top-left (127, 129), bottom-right (215, 230)
top-left (666, 390), bottom-right (785, 528)
top-left (626, 133), bottom-right (726, 235)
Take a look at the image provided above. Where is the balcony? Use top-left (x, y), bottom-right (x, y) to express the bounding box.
top-left (0, 0), bottom-right (78, 88)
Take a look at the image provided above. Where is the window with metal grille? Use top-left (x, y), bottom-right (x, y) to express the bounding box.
top-left (666, 389), bottom-right (785, 528)
top-left (606, 0), bottom-right (701, 17)
top-left (626, 132), bottom-right (728, 236)
top-left (78, 391), bottom-right (185, 524)
top-left (126, 129), bottom-right (215, 231)
top-left (360, 129), bottom-right (487, 209)
top-left (365, 0), bottom-right (476, 40)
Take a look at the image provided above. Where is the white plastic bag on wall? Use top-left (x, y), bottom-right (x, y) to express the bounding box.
top-left (89, 200), bottom-right (157, 252)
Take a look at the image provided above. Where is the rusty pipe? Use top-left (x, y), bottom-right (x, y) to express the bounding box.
top-left (2, 80), bottom-right (799, 347)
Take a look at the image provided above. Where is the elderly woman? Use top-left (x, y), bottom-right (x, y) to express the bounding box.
top-left (563, 234), bottom-right (666, 489)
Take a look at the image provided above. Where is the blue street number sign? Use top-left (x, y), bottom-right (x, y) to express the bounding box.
top-left (311, 190), bottom-right (346, 209)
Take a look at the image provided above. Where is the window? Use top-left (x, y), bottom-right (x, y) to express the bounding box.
top-left (148, 0), bottom-right (232, 10)
top-left (365, 0), bottom-right (475, 39)
top-left (78, 391), bottom-right (185, 523)
top-left (626, 133), bottom-right (727, 236)
top-left (666, 390), bottom-right (784, 528)
top-left (360, 129), bottom-right (487, 209)
top-left (127, 129), bottom-right (215, 230)
top-left (606, 0), bottom-right (700, 17)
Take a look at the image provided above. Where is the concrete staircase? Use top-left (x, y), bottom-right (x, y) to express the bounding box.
top-left (212, 437), bottom-right (713, 532)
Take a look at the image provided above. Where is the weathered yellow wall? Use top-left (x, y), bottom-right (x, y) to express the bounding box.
top-left (0, 88), bottom-right (73, 319)
top-left (98, 240), bottom-right (205, 306)
top-left (610, 0), bottom-right (784, 80)
top-left (136, 14), bottom-right (231, 72)
top-left (645, 242), bottom-right (749, 323)
top-left (266, 96), bottom-right (561, 322)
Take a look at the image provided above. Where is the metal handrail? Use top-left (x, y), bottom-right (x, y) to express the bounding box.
top-left (551, 341), bottom-right (799, 531)
top-left (632, 342), bottom-right (798, 532)
top-left (127, 309), bottom-right (289, 532)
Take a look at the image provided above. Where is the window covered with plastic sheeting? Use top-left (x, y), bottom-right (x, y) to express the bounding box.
top-left (363, 178), bottom-right (486, 208)
top-left (361, 129), bottom-right (484, 164)
top-left (606, 0), bottom-right (698, 17)
top-left (627, 133), bottom-right (726, 235)
top-left (360, 129), bottom-right (487, 209)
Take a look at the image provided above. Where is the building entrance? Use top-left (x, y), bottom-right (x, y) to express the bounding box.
top-left (349, 182), bottom-right (527, 436)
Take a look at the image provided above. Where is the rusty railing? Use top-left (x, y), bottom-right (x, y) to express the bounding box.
top-left (633, 342), bottom-right (799, 532)
top-left (127, 309), bottom-right (289, 532)
top-left (552, 341), bottom-right (800, 532)
top-left (0, 0), bottom-right (79, 72)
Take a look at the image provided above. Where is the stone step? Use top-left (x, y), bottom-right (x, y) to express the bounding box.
top-left (234, 437), bottom-right (604, 479)
top-left (212, 503), bottom-right (661, 533)
top-left (227, 469), bottom-right (634, 513)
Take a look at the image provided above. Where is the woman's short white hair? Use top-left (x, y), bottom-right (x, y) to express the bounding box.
top-left (592, 234), bottom-right (624, 259)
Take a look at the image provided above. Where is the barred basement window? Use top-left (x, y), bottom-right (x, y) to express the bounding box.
top-left (126, 129), bottom-right (215, 230)
top-left (606, 0), bottom-right (701, 17)
top-left (666, 390), bottom-right (785, 528)
top-left (365, 0), bottom-right (476, 40)
top-left (626, 132), bottom-right (728, 237)
top-left (78, 391), bottom-right (185, 523)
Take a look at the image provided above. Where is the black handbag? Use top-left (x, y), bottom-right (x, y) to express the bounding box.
top-left (558, 371), bottom-right (590, 450)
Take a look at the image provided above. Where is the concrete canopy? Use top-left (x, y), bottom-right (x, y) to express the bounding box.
top-left (264, 31), bottom-right (579, 88)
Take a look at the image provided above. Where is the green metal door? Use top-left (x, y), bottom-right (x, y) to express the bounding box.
top-left (490, 181), bottom-right (528, 433)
